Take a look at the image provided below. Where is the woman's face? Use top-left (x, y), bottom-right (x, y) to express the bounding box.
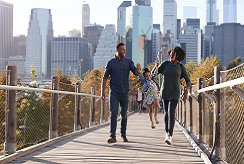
top-left (144, 72), bottom-right (152, 81)
top-left (169, 51), bottom-right (177, 64)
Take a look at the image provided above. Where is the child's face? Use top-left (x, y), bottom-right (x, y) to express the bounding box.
top-left (144, 72), bottom-right (152, 81)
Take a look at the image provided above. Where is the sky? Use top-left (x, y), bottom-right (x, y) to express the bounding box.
top-left (3, 0), bottom-right (244, 36)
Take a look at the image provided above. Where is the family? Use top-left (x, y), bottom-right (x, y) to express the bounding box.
top-left (101, 42), bottom-right (191, 145)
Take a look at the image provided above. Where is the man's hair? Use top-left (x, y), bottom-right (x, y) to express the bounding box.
top-left (116, 42), bottom-right (125, 50)
top-left (167, 46), bottom-right (186, 62)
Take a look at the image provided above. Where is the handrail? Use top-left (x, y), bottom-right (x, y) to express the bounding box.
top-left (190, 76), bottom-right (244, 95)
top-left (0, 85), bottom-right (101, 98)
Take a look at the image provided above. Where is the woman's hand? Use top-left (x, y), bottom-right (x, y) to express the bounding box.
top-left (182, 86), bottom-right (190, 101)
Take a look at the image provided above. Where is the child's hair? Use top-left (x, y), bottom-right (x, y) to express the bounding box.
top-left (143, 68), bottom-right (151, 77)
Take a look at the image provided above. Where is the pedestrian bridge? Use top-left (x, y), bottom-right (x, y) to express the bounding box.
top-left (0, 64), bottom-right (244, 164)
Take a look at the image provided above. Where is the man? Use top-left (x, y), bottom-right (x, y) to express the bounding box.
top-left (101, 42), bottom-right (141, 143)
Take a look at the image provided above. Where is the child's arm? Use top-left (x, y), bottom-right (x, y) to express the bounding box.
top-left (151, 62), bottom-right (159, 73)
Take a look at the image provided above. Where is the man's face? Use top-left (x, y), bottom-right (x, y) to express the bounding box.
top-left (117, 45), bottom-right (126, 58)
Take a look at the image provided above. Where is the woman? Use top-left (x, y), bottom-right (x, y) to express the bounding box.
top-left (158, 46), bottom-right (191, 145)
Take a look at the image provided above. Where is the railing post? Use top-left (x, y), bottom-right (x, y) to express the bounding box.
top-left (89, 87), bottom-right (96, 126)
top-left (213, 66), bottom-right (226, 160)
top-left (198, 78), bottom-right (204, 142)
top-left (202, 78), bottom-right (206, 144)
top-left (100, 91), bottom-right (106, 124)
top-left (74, 81), bottom-right (82, 131)
top-left (49, 76), bottom-right (59, 139)
top-left (4, 66), bottom-right (17, 155)
top-left (183, 86), bottom-right (186, 127)
top-left (189, 86), bottom-right (193, 133)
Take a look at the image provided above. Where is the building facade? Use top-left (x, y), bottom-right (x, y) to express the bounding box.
top-left (163, 0), bottom-right (177, 48)
top-left (93, 24), bottom-right (118, 69)
top-left (26, 8), bottom-right (53, 78)
top-left (186, 18), bottom-right (200, 29)
top-left (51, 37), bottom-right (92, 77)
top-left (81, 3), bottom-right (90, 36)
top-left (83, 23), bottom-right (104, 69)
top-left (8, 56), bottom-right (26, 75)
top-left (152, 28), bottom-right (161, 63)
top-left (223, 0), bottom-right (237, 23)
top-left (117, 1), bottom-right (131, 43)
top-left (213, 23), bottom-right (244, 67)
top-left (179, 28), bottom-right (202, 64)
top-left (0, 0), bottom-right (13, 70)
top-left (126, 5), bottom-right (153, 68)
top-left (13, 35), bottom-right (26, 57)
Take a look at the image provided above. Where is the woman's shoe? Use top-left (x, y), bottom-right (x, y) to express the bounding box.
top-left (154, 116), bottom-right (159, 124)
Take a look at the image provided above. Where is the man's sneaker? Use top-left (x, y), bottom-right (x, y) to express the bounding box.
top-left (165, 134), bottom-right (171, 145)
top-left (121, 136), bottom-right (128, 142)
top-left (108, 136), bottom-right (117, 143)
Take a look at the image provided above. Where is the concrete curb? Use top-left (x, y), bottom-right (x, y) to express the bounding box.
top-left (175, 121), bottom-right (212, 164)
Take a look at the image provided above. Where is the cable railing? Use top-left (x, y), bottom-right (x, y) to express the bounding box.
top-left (177, 65), bottom-right (244, 164)
top-left (0, 66), bottom-right (137, 158)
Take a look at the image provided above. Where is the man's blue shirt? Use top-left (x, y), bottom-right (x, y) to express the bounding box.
top-left (103, 56), bottom-right (138, 93)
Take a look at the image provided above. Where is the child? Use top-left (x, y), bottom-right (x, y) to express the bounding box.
top-left (138, 62), bottom-right (160, 129)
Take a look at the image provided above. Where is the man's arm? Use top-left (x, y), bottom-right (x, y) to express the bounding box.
top-left (101, 78), bottom-right (107, 100)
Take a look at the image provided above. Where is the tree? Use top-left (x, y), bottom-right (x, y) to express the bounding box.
top-left (227, 56), bottom-right (242, 70)
top-left (0, 70), bottom-right (6, 153)
top-left (30, 63), bottom-right (38, 77)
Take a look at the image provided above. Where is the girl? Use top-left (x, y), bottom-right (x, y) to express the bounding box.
top-left (158, 46), bottom-right (191, 145)
top-left (138, 62), bottom-right (160, 129)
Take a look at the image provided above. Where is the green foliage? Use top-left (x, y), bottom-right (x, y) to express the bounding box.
top-left (227, 56), bottom-right (242, 70)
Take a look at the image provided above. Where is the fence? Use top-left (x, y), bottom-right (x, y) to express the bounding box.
top-left (0, 66), bottom-right (136, 156)
top-left (177, 64), bottom-right (244, 164)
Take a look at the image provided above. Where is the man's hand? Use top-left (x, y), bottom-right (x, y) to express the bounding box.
top-left (136, 63), bottom-right (141, 74)
top-left (101, 79), bottom-right (107, 100)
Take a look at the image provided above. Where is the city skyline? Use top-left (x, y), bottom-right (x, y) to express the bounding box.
top-left (2, 0), bottom-right (244, 36)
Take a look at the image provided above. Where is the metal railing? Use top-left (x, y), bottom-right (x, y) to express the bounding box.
top-left (0, 66), bottom-right (137, 156)
top-left (177, 64), bottom-right (244, 164)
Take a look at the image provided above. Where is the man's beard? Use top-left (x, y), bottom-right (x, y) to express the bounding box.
top-left (118, 53), bottom-right (125, 59)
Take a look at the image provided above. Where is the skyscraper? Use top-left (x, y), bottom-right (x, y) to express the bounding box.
top-left (0, 0), bottom-right (13, 70)
top-left (83, 23), bottom-right (104, 69)
top-left (81, 3), bottom-right (90, 36)
top-left (223, 0), bottom-right (237, 23)
top-left (51, 37), bottom-right (91, 77)
top-left (179, 28), bottom-right (202, 64)
top-left (183, 6), bottom-right (197, 23)
top-left (163, 0), bottom-right (177, 48)
top-left (213, 23), bottom-right (244, 67)
top-left (93, 24), bottom-right (117, 69)
top-left (117, 1), bottom-right (131, 43)
top-left (126, 4), bottom-right (153, 68)
top-left (26, 8), bottom-right (53, 78)
top-left (206, 0), bottom-right (219, 25)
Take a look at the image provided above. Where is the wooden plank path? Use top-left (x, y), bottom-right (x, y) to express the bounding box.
top-left (9, 112), bottom-right (207, 164)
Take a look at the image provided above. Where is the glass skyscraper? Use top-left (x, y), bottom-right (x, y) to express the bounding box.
top-left (81, 3), bottom-right (90, 37)
top-left (0, 1), bottom-right (13, 70)
top-left (206, 0), bottom-right (219, 25)
top-left (163, 0), bottom-right (177, 48)
top-left (223, 0), bottom-right (237, 23)
top-left (126, 5), bottom-right (153, 68)
top-left (26, 8), bottom-right (53, 78)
